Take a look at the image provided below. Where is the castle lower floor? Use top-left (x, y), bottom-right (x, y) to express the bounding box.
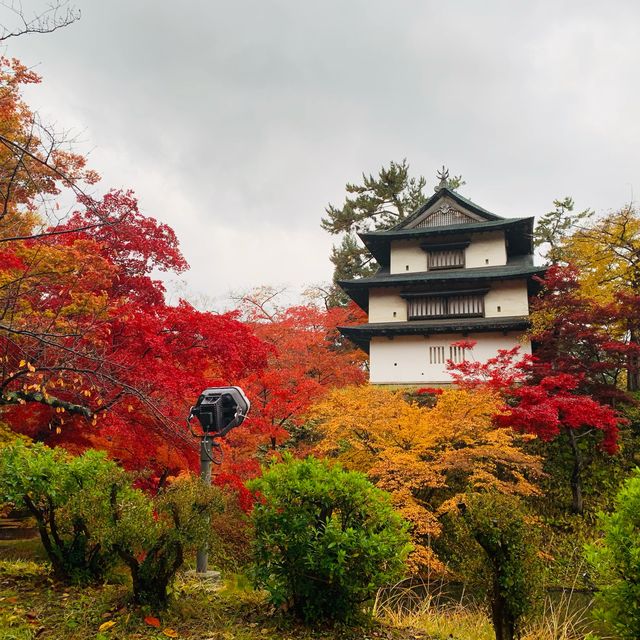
top-left (369, 332), bottom-right (531, 384)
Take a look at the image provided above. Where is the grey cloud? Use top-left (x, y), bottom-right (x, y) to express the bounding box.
top-left (6, 0), bottom-right (640, 302)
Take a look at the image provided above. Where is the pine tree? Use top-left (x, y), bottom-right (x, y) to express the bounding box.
top-left (322, 160), bottom-right (463, 305)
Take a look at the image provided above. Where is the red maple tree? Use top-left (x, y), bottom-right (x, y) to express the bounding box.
top-left (220, 289), bottom-right (367, 481)
top-left (0, 57), bottom-right (270, 486)
top-left (447, 294), bottom-right (626, 514)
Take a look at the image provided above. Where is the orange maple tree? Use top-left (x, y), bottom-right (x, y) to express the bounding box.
top-left (309, 385), bottom-right (543, 573)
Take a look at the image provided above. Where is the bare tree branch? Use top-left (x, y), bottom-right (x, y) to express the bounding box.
top-left (0, 1), bottom-right (80, 42)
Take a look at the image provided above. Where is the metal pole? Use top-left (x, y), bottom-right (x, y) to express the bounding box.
top-left (196, 436), bottom-right (212, 573)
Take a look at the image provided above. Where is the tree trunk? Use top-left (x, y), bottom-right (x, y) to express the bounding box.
top-left (628, 327), bottom-right (639, 392)
top-left (567, 428), bottom-right (584, 515)
top-left (132, 568), bottom-right (171, 608)
top-left (490, 576), bottom-right (515, 640)
top-left (22, 495), bottom-right (66, 580)
top-left (129, 543), bottom-right (183, 608)
top-left (473, 532), bottom-right (516, 640)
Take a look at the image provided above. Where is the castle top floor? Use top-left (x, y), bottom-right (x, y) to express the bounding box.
top-left (356, 187), bottom-right (535, 275)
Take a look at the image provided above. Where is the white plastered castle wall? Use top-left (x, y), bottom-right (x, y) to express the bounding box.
top-left (390, 241), bottom-right (425, 274)
top-left (369, 332), bottom-right (532, 384)
top-left (389, 231), bottom-right (506, 275)
top-left (368, 280), bottom-right (530, 323)
top-left (484, 280), bottom-right (529, 317)
top-left (368, 288), bottom-right (407, 322)
top-left (464, 231), bottom-right (506, 268)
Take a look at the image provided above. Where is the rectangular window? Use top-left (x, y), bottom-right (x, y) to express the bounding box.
top-left (407, 294), bottom-right (485, 320)
top-left (429, 345), bottom-right (446, 364)
top-left (449, 345), bottom-right (467, 364)
top-left (447, 294), bottom-right (484, 316)
top-left (427, 248), bottom-right (465, 270)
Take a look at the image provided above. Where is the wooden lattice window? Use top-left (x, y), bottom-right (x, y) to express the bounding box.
top-left (427, 248), bottom-right (465, 270)
top-left (406, 293), bottom-right (485, 320)
top-left (449, 345), bottom-right (467, 364)
top-left (422, 240), bottom-right (469, 271)
top-left (429, 346), bottom-right (446, 364)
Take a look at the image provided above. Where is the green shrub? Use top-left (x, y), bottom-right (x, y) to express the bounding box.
top-left (0, 442), bottom-right (131, 583)
top-left (110, 475), bottom-right (224, 607)
top-left (248, 454), bottom-right (411, 623)
top-left (586, 468), bottom-right (640, 639)
top-left (0, 442), bottom-right (225, 606)
top-left (459, 492), bottom-right (541, 640)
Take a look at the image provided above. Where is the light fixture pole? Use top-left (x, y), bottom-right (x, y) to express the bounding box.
top-left (196, 436), bottom-right (213, 573)
top-left (188, 386), bottom-right (251, 575)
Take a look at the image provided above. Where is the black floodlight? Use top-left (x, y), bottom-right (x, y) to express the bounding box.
top-left (190, 386), bottom-right (250, 437)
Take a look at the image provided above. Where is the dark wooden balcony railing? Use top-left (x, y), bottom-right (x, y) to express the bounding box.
top-left (407, 294), bottom-right (485, 320)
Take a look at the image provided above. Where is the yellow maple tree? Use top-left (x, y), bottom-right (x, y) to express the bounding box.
top-left (309, 385), bottom-right (543, 574)
top-left (530, 205), bottom-right (640, 390)
top-left (559, 205), bottom-right (640, 304)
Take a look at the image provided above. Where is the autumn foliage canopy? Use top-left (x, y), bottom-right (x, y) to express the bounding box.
top-left (309, 385), bottom-right (542, 572)
top-left (0, 58), bottom-right (366, 490)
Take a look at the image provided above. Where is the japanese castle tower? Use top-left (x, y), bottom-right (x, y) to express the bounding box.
top-left (339, 177), bottom-right (544, 384)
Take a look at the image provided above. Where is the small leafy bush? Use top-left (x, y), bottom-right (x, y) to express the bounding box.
top-left (0, 442), bottom-right (226, 606)
top-left (110, 475), bottom-right (224, 607)
top-left (586, 468), bottom-right (640, 639)
top-left (0, 442), bottom-right (131, 583)
top-left (248, 454), bottom-right (411, 623)
top-left (459, 492), bottom-right (541, 640)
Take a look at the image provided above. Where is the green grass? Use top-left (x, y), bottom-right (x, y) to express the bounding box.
top-left (374, 581), bottom-right (608, 640)
top-left (0, 538), bottom-right (46, 562)
top-left (0, 546), bottom-right (605, 640)
top-left (0, 556), bottom-right (424, 640)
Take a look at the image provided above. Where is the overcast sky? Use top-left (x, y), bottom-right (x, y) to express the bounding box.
top-left (6, 1), bottom-right (640, 308)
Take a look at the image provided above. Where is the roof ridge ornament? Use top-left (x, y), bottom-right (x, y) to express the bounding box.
top-left (435, 166), bottom-right (449, 192)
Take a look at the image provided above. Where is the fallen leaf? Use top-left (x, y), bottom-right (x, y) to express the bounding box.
top-left (144, 615), bottom-right (161, 628)
top-left (163, 629), bottom-right (179, 638)
top-left (98, 620), bottom-right (117, 632)
top-left (6, 596), bottom-right (18, 604)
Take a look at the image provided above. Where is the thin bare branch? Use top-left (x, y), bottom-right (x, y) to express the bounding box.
top-left (0, 1), bottom-right (80, 42)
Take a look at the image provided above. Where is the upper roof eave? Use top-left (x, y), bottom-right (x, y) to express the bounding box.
top-left (338, 264), bottom-right (546, 290)
top-left (359, 216), bottom-right (534, 242)
top-left (339, 315), bottom-right (531, 335)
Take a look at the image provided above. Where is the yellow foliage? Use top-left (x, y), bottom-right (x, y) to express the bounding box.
top-left (309, 385), bottom-right (543, 575)
top-left (560, 206), bottom-right (640, 304)
top-left (530, 206), bottom-right (640, 341)
top-left (0, 421), bottom-right (30, 447)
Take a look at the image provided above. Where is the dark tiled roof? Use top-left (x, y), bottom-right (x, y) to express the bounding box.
top-left (339, 264), bottom-right (545, 289)
top-left (360, 216), bottom-right (533, 240)
top-left (393, 187), bottom-right (504, 230)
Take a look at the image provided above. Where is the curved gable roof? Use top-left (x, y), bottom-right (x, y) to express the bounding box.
top-left (395, 187), bottom-right (503, 230)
